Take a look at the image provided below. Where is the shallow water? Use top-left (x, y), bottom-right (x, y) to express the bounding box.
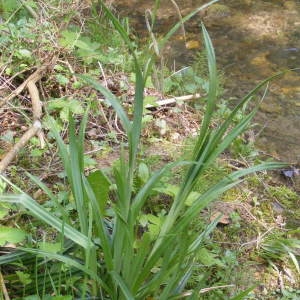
top-left (113, 0), bottom-right (300, 165)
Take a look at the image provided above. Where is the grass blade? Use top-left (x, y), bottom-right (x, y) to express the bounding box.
top-left (78, 74), bottom-right (131, 133)
top-left (0, 194), bottom-right (92, 249)
top-left (82, 175), bottom-right (114, 271)
top-left (68, 115), bottom-right (87, 235)
top-left (19, 247), bottom-right (111, 294)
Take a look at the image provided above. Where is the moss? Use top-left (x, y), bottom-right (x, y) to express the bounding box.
top-left (268, 185), bottom-right (299, 204)
top-left (268, 185), bottom-right (300, 228)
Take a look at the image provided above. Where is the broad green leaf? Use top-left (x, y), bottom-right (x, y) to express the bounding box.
top-left (16, 271), bottom-right (32, 285)
top-left (59, 30), bottom-right (79, 49)
top-left (47, 98), bottom-right (68, 109)
top-left (197, 247), bottom-right (225, 267)
top-left (68, 99), bottom-right (84, 114)
top-left (0, 203), bottom-right (10, 218)
top-left (0, 226), bottom-right (26, 246)
top-left (16, 49), bottom-right (31, 58)
top-left (87, 170), bottom-right (110, 214)
top-left (55, 74), bottom-right (69, 85)
top-left (82, 175), bottom-right (113, 271)
top-left (38, 242), bottom-right (61, 254)
top-left (185, 191), bottom-right (201, 206)
top-left (84, 155), bottom-right (97, 168)
top-left (138, 162), bottom-right (150, 183)
top-left (75, 38), bottom-right (100, 51)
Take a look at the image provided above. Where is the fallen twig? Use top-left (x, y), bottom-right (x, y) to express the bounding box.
top-left (0, 59), bottom-right (56, 172)
top-left (27, 79), bottom-right (45, 148)
top-left (179, 284), bottom-right (235, 298)
top-left (0, 66), bottom-right (46, 109)
top-left (199, 284), bottom-right (235, 294)
top-left (0, 121), bottom-right (42, 174)
top-left (0, 270), bottom-right (10, 300)
top-left (145, 93), bottom-right (202, 109)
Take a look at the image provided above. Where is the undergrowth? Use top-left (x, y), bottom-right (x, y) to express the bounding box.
top-left (0, 1), bottom-right (299, 299)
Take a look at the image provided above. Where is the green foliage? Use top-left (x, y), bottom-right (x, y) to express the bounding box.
top-left (0, 1), bottom-right (288, 299)
top-left (268, 185), bottom-right (299, 203)
top-left (260, 232), bottom-right (300, 272)
top-left (164, 66), bottom-right (209, 95)
top-left (16, 271), bottom-right (32, 286)
top-left (0, 226), bottom-right (26, 245)
top-left (0, 17), bottom-right (39, 74)
top-left (47, 97), bottom-right (84, 122)
top-left (275, 287), bottom-right (300, 300)
top-left (0, 0), bottom-right (32, 20)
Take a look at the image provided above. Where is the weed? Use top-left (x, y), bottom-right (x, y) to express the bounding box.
top-left (0, 1), bottom-right (289, 299)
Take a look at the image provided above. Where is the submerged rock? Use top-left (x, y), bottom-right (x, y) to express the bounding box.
top-left (260, 101), bottom-right (282, 114)
top-left (204, 4), bottom-right (231, 21)
top-left (185, 39), bottom-right (201, 49)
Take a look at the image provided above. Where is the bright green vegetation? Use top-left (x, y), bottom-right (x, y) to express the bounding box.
top-left (0, 1), bottom-right (299, 299)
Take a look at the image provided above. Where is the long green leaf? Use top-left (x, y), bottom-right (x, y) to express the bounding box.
top-left (229, 286), bottom-right (256, 300)
top-left (129, 66), bottom-right (145, 172)
top-left (19, 247), bottom-right (111, 294)
top-left (47, 117), bottom-right (71, 179)
top-left (78, 74), bottom-right (131, 133)
top-left (0, 194), bottom-right (92, 249)
top-left (87, 169), bottom-right (111, 215)
top-left (82, 175), bottom-right (113, 271)
top-left (129, 233), bottom-right (152, 293)
top-left (131, 161), bottom-right (191, 219)
top-left (68, 115), bottom-right (87, 235)
top-left (160, 0), bottom-right (219, 49)
top-left (175, 161), bottom-right (287, 232)
top-left (110, 271), bottom-right (135, 300)
top-left (99, 0), bottom-right (137, 60)
top-left (196, 23), bottom-right (217, 148)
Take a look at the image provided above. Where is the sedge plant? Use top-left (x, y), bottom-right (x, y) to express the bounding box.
top-left (0, 1), bottom-right (287, 299)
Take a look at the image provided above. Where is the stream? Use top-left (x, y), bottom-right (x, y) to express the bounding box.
top-left (112, 0), bottom-right (300, 170)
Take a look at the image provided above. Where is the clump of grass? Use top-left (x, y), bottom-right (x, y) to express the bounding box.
top-left (0, 1), bottom-right (287, 299)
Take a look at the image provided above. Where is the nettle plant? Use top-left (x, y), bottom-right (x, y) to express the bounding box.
top-left (0, 1), bottom-right (285, 299)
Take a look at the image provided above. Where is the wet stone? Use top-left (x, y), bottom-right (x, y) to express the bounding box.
top-left (284, 1), bottom-right (297, 10)
top-left (259, 101), bottom-right (282, 114)
top-left (204, 4), bottom-right (231, 21)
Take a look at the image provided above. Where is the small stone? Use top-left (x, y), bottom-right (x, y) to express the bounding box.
top-left (185, 40), bottom-right (201, 50)
top-left (260, 102), bottom-right (282, 114)
top-left (284, 1), bottom-right (297, 10)
top-left (205, 4), bottom-right (231, 20)
top-left (171, 132), bottom-right (180, 141)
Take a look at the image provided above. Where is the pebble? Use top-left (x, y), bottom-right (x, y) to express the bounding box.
top-left (185, 40), bottom-right (201, 50)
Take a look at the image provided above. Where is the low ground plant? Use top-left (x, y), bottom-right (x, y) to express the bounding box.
top-left (0, 1), bottom-right (289, 299)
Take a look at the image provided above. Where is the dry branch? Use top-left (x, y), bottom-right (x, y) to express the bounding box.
top-left (27, 81), bottom-right (42, 120)
top-left (0, 66), bottom-right (46, 109)
top-left (0, 271), bottom-right (10, 300)
top-left (145, 93), bottom-right (202, 109)
top-left (0, 121), bottom-right (42, 174)
top-left (27, 79), bottom-right (45, 148)
top-left (0, 60), bottom-right (55, 172)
